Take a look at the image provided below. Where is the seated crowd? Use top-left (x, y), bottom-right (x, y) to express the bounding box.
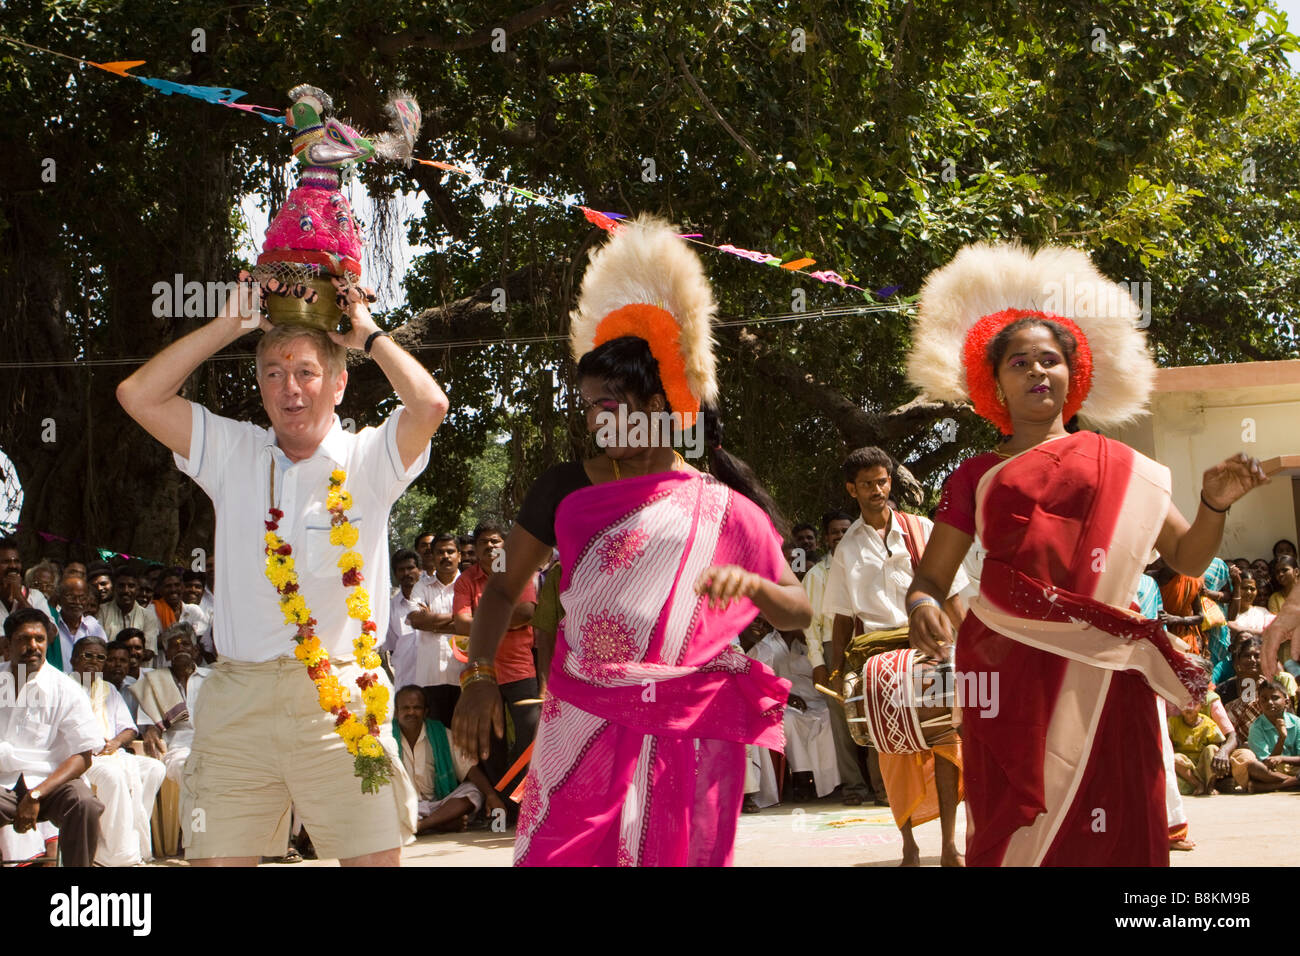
top-left (0, 523), bottom-right (537, 866)
top-left (2, 466), bottom-right (1296, 866)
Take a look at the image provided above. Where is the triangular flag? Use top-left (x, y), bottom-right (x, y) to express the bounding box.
top-left (89, 60), bottom-right (146, 78)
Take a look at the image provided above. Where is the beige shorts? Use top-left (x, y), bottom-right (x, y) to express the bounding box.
top-left (181, 655), bottom-right (416, 861)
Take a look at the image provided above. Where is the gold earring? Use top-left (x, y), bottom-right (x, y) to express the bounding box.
top-left (995, 382), bottom-right (1006, 405)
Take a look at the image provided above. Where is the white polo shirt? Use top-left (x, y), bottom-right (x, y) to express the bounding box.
top-left (174, 403), bottom-right (429, 663)
top-left (388, 588), bottom-right (421, 687)
top-left (408, 572), bottom-right (463, 687)
top-left (823, 511), bottom-right (968, 632)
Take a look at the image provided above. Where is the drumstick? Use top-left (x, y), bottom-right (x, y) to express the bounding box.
top-left (814, 683), bottom-right (846, 703)
top-left (1259, 455), bottom-right (1296, 478)
top-left (513, 698), bottom-right (544, 706)
top-left (493, 740), bottom-right (534, 793)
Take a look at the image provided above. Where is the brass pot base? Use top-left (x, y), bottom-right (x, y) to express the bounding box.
top-left (262, 277), bottom-right (343, 332)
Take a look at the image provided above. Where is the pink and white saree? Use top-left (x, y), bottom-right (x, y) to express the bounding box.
top-left (514, 470), bottom-right (790, 866)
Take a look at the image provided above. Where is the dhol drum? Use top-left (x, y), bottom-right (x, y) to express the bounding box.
top-left (843, 648), bottom-right (957, 754)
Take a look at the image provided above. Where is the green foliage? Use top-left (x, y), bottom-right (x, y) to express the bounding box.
top-left (2, 0), bottom-right (1299, 556)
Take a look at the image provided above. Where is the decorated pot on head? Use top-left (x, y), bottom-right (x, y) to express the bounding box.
top-left (253, 84), bottom-right (421, 331)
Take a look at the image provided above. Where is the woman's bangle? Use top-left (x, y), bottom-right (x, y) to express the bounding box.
top-left (460, 672), bottom-right (498, 690)
top-left (1200, 491), bottom-right (1230, 514)
top-left (459, 663), bottom-right (497, 689)
top-left (907, 595), bottom-right (942, 617)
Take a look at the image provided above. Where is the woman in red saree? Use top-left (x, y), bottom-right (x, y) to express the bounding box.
top-left (452, 218), bottom-right (810, 866)
top-left (903, 243), bottom-right (1268, 866)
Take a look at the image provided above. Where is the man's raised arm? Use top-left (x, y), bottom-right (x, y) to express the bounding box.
top-left (328, 285), bottom-right (448, 470)
top-left (116, 279), bottom-right (264, 457)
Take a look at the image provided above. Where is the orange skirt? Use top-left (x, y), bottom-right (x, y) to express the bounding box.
top-left (877, 742), bottom-right (963, 828)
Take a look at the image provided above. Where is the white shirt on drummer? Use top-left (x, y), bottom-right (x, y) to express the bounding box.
top-left (408, 572), bottom-right (463, 687)
top-left (823, 511), bottom-right (968, 632)
top-left (0, 663), bottom-right (104, 789)
top-left (174, 403), bottom-right (430, 663)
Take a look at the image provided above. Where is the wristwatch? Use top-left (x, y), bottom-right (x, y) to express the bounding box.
top-left (28, 789), bottom-right (42, 802)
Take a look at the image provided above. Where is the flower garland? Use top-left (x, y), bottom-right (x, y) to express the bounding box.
top-left (264, 468), bottom-right (391, 793)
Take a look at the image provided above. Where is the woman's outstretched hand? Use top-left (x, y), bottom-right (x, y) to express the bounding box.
top-left (1201, 453), bottom-right (1270, 511)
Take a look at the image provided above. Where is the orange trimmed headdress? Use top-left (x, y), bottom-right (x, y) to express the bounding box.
top-left (569, 215), bottom-right (718, 419)
top-left (906, 242), bottom-right (1155, 434)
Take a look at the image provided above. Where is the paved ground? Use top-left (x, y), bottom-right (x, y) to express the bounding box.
top-left (236, 788), bottom-right (1295, 867)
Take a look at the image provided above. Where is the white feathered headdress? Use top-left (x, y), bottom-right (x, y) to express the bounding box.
top-left (570, 215), bottom-right (718, 414)
top-left (906, 242), bottom-right (1155, 432)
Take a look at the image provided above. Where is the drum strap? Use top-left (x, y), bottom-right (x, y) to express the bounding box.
top-left (892, 509), bottom-right (926, 572)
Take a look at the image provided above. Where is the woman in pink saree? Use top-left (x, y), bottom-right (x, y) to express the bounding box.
top-left (452, 218), bottom-right (810, 866)
top-left (902, 243), bottom-right (1268, 866)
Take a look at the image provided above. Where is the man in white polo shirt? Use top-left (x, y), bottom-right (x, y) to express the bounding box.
top-left (117, 278), bottom-right (447, 867)
top-left (407, 532), bottom-right (464, 725)
top-left (0, 608), bottom-right (105, 866)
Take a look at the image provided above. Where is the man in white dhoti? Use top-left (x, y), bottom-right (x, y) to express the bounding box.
top-left (393, 685), bottom-right (502, 833)
top-left (70, 636), bottom-right (166, 866)
top-left (748, 625), bottom-right (841, 801)
top-left (133, 623), bottom-right (209, 858)
top-left (135, 624), bottom-right (208, 782)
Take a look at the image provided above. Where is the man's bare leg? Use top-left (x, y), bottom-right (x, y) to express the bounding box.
top-left (341, 847), bottom-right (400, 867)
top-left (193, 849), bottom-right (400, 866)
top-left (899, 820), bottom-right (920, 866)
top-left (1245, 761), bottom-right (1299, 793)
top-left (192, 856), bottom-right (260, 867)
top-left (935, 755), bottom-right (964, 867)
top-left (416, 797), bottom-right (474, 833)
top-left (1173, 758), bottom-right (1204, 796)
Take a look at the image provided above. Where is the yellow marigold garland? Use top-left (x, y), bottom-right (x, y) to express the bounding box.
top-left (264, 467), bottom-right (391, 793)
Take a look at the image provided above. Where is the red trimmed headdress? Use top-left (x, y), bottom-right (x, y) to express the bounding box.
top-left (907, 243), bottom-right (1154, 433)
top-left (569, 216), bottom-right (718, 419)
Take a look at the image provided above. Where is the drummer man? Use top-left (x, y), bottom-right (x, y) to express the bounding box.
top-left (824, 447), bottom-right (967, 866)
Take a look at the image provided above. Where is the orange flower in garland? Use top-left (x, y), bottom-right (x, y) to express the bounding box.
top-left (263, 469), bottom-right (391, 793)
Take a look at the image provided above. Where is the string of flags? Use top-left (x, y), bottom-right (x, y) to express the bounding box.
top-left (415, 160), bottom-right (893, 296)
top-left (2, 33), bottom-right (905, 300)
top-left (13, 524), bottom-right (142, 561)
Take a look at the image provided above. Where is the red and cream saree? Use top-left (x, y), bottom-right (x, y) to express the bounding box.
top-left (514, 469), bottom-right (790, 866)
top-left (939, 431), bottom-right (1206, 866)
